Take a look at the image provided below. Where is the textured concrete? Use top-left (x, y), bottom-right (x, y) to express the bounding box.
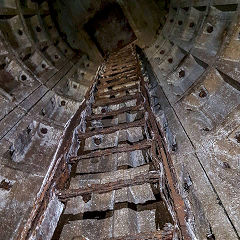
top-left (0, 0), bottom-right (239, 239)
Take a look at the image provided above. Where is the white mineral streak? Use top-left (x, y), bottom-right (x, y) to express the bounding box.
top-left (29, 194), bottom-right (64, 240)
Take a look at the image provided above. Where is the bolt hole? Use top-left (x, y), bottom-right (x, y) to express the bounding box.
top-left (41, 46), bottom-right (48, 52)
top-left (189, 22), bottom-right (195, 28)
top-left (168, 58), bottom-right (173, 63)
top-left (179, 70), bottom-right (185, 78)
top-left (48, 25), bottom-right (53, 30)
top-left (222, 162), bottom-right (231, 169)
top-left (54, 55), bottom-right (59, 60)
top-left (73, 85), bottom-right (77, 89)
top-left (178, 20), bottom-right (183, 25)
top-left (0, 63), bottom-right (6, 69)
top-left (18, 29), bottom-right (23, 36)
top-left (203, 128), bottom-right (210, 132)
top-left (170, 19), bottom-right (174, 23)
top-left (235, 132), bottom-right (240, 143)
top-left (155, 45), bottom-right (159, 49)
top-left (21, 74), bottom-right (27, 81)
top-left (40, 128), bottom-right (48, 134)
top-left (93, 137), bottom-right (102, 145)
top-left (110, 95), bottom-right (115, 99)
top-left (101, 108), bottom-right (106, 113)
top-left (36, 26), bottom-right (41, 32)
top-left (82, 194), bottom-right (91, 203)
top-left (199, 89), bottom-right (207, 98)
top-left (64, 49), bottom-right (68, 54)
top-left (42, 63), bottom-right (46, 69)
top-left (0, 179), bottom-right (13, 191)
top-left (61, 100), bottom-right (66, 106)
top-left (160, 50), bottom-right (165, 55)
top-left (207, 26), bottom-right (213, 33)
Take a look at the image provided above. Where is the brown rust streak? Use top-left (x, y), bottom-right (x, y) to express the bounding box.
top-left (104, 64), bottom-right (138, 75)
top-left (77, 117), bottom-right (145, 139)
top-left (136, 61), bottom-right (190, 239)
top-left (106, 58), bottom-right (136, 68)
top-left (107, 54), bottom-right (135, 62)
top-left (86, 104), bottom-right (143, 121)
top-left (92, 92), bottom-right (141, 107)
top-left (101, 69), bottom-right (138, 83)
top-left (105, 62), bottom-right (137, 71)
top-left (69, 139), bottom-right (152, 163)
top-left (57, 170), bottom-right (159, 200)
top-left (95, 83), bottom-right (139, 99)
top-left (98, 77), bottom-right (140, 90)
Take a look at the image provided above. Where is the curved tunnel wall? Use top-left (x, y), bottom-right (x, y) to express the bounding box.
top-left (144, 1), bottom-right (240, 239)
top-left (0, 0), bottom-right (239, 239)
top-left (0, 1), bottom-right (99, 239)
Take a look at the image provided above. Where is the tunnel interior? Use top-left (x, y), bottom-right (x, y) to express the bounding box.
top-left (0, 0), bottom-right (239, 240)
top-left (84, 2), bottom-right (137, 56)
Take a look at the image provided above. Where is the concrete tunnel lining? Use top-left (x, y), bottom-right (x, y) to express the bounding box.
top-left (0, 0), bottom-right (239, 239)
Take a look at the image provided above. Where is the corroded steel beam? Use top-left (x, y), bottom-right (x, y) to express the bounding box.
top-left (86, 104), bottom-right (144, 121)
top-left (77, 117), bottom-right (145, 138)
top-left (95, 83), bottom-right (139, 99)
top-left (57, 170), bottom-right (160, 200)
top-left (69, 139), bottom-right (152, 163)
top-left (104, 62), bottom-right (137, 71)
top-left (103, 67), bottom-right (138, 79)
top-left (101, 69), bottom-right (138, 83)
top-left (137, 61), bottom-right (191, 240)
top-left (92, 92), bottom-right (141, 107)
top-left (98, 76), bottom-right (140, 90)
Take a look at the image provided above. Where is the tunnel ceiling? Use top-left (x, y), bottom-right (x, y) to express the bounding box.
top-left (84, 2), bottom-right (137, 56)
top-left (49, 0), bottom-right (164, 59)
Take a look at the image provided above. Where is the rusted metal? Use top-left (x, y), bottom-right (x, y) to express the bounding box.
top-left (95, 83), bottom-right (139, 99)
top-left (69, 139), bottom-right (152, 163)
top-left (18, 44), bottom-right (190, 240)
top-left (105, 62), bottom-right (137, 71)
top-left (86, 104), bottom-right (143, 121)
top-left (107, 53), bottom-right (135, 61)
top-left (92, 92), bottom-right (141, 107)
top-left (101, 69), bottom-right (138, 83)
top-left (106, 58), bottom-right (136, 68)
top-left (103, 64), bottom-right (137, 75)
top-left (57, 170), bottom-right (160, 200)
top-left (103, 67), bottom-right (137, 79)
top-left (98, 76), bottom-right (140, 89)
top-left (136, 57), bottom-right (191, 240)
top-left (77, 117), bottom-right (145, 138)
top-left (0, 179), bottom-right (13, 190)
